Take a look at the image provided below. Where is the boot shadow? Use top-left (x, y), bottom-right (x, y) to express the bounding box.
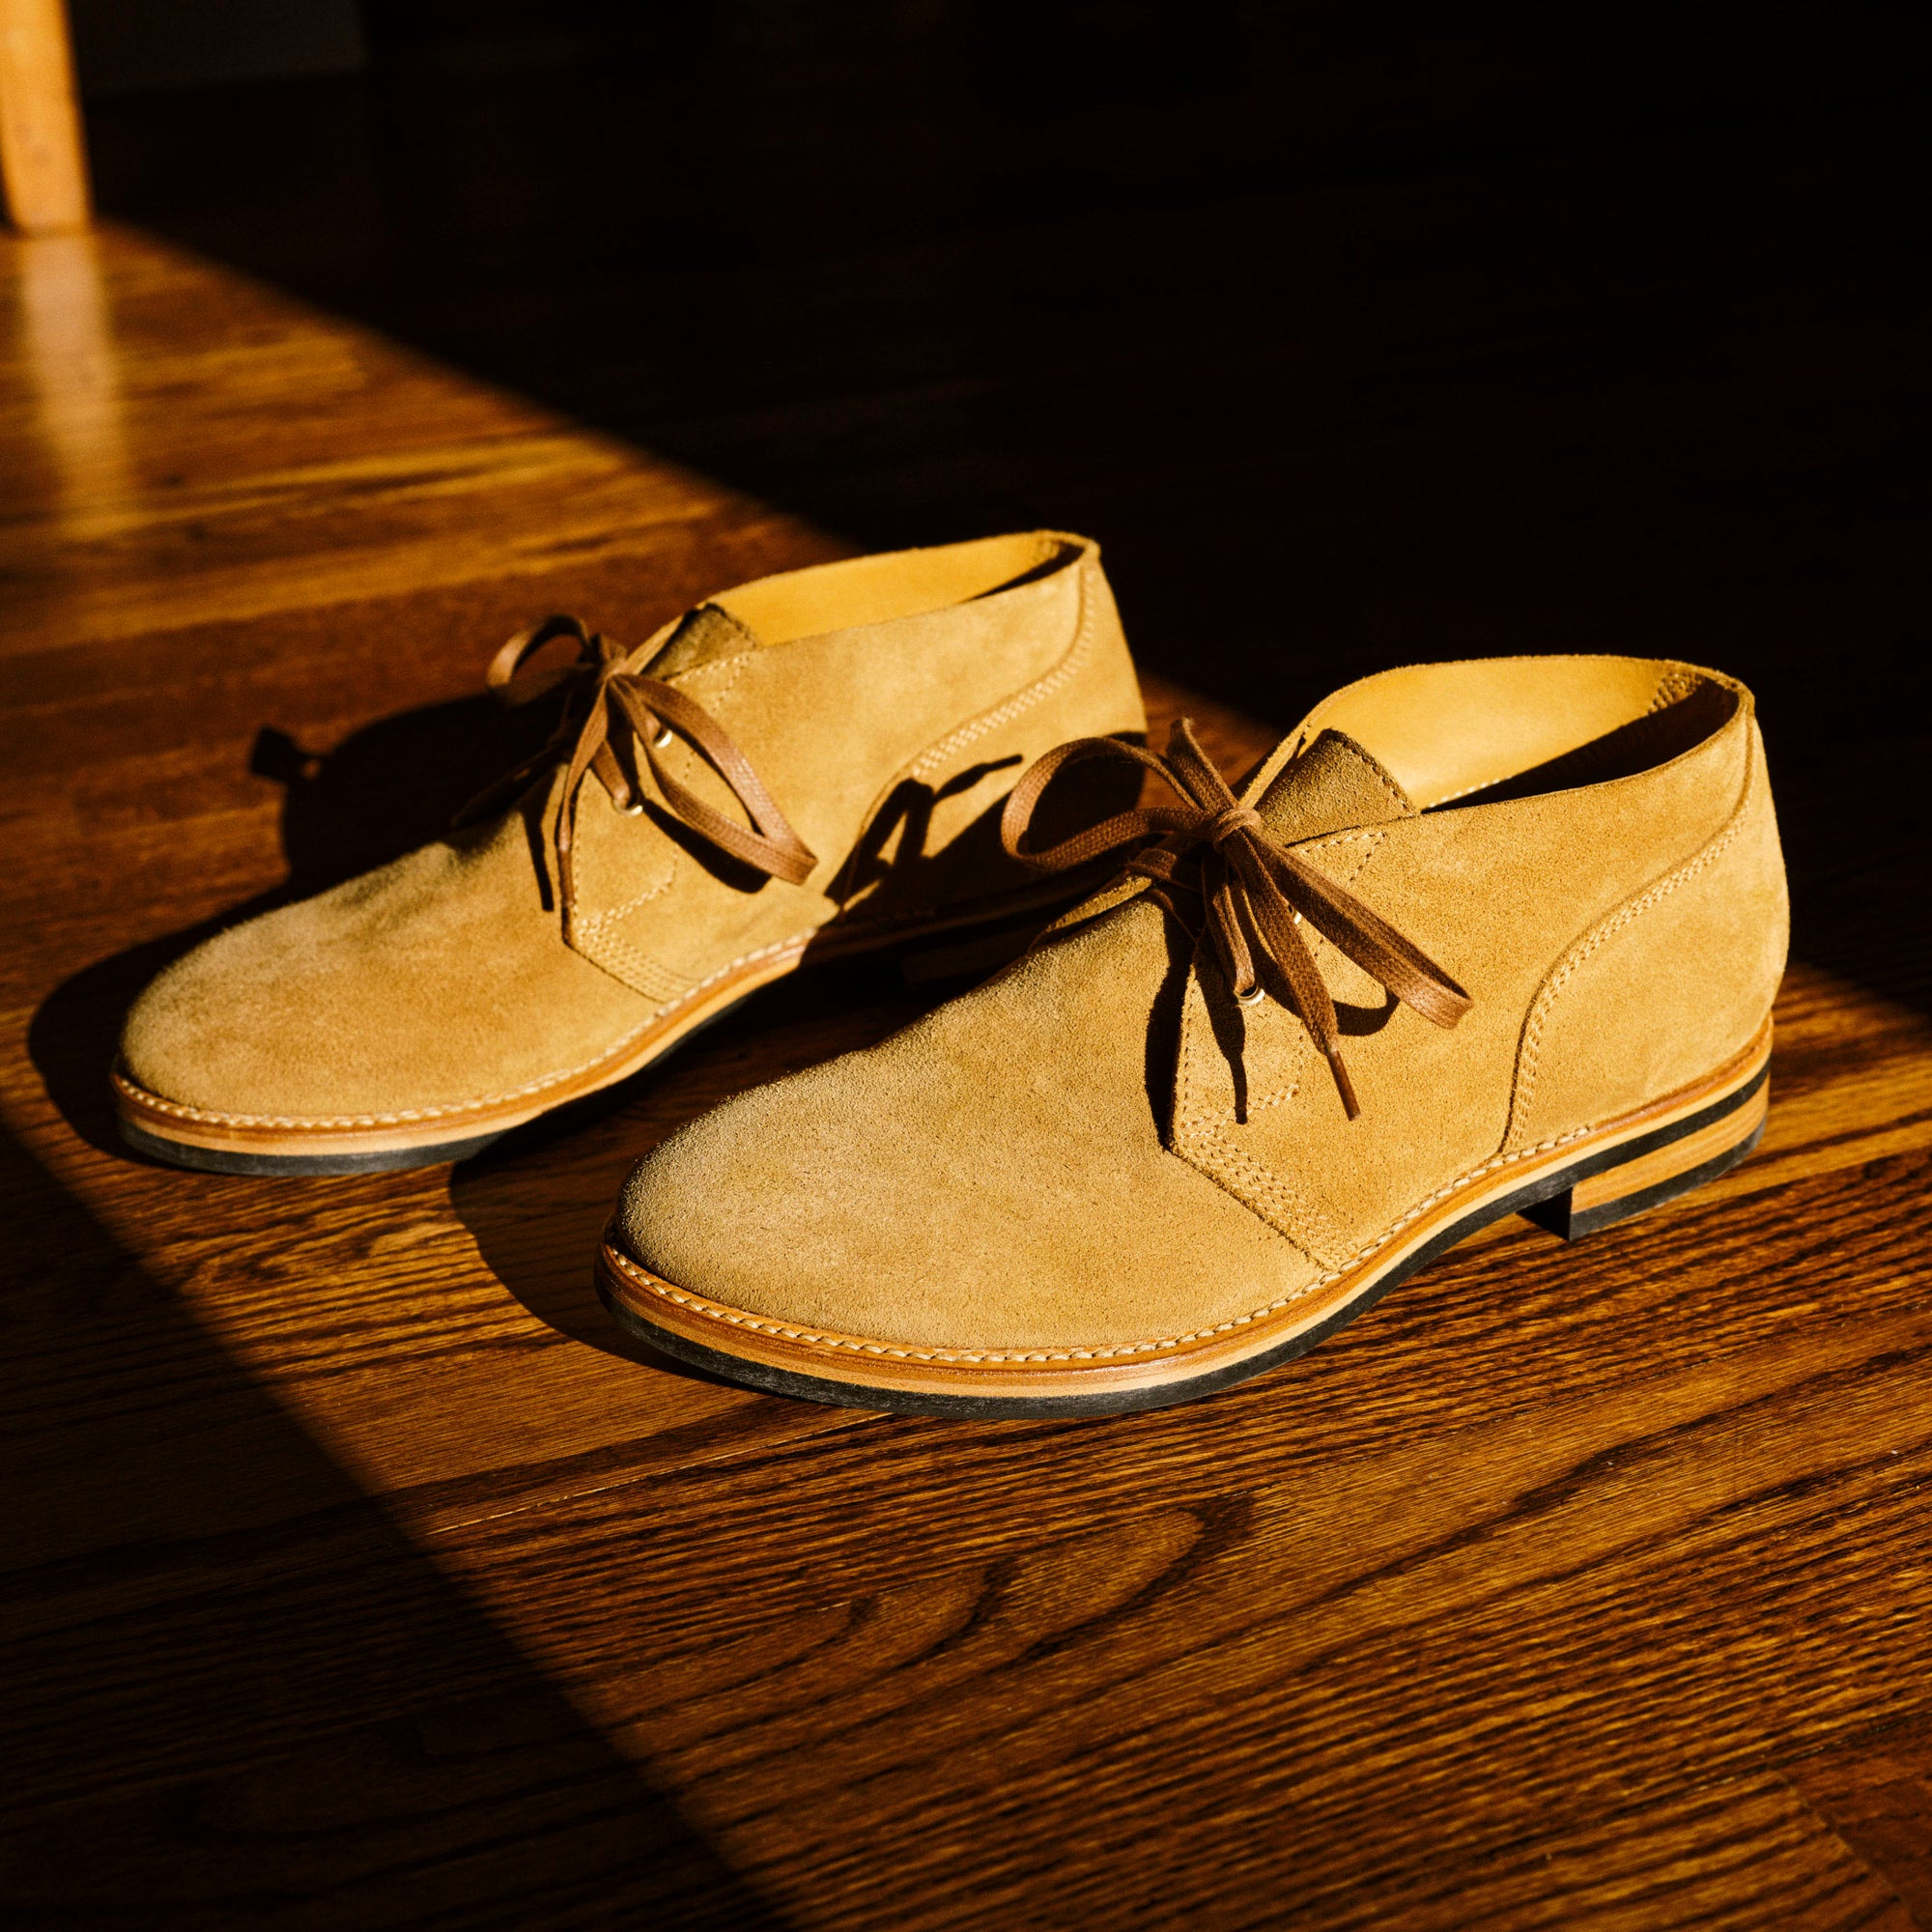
top-left (446, 949), bottom-right (938, 1367)
top-left (28, 679), bottom-right (569, 1160)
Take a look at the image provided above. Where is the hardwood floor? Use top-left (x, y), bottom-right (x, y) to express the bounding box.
top-left (3, 218), bottom-right (1929, 1929)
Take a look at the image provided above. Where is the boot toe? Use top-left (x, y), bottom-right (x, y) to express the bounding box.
top-left (610, 1000), bottom-right (1314, 1358)
top-left (118, 837), bottom-right (650, 1124)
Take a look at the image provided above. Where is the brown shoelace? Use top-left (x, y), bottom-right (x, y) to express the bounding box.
top-left (458, 614), bottom-right (815, 942)
top-left (1000, 719), bottom-right (1471, 1118)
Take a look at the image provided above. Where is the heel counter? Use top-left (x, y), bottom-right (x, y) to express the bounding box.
top-left (915, 546), bottom-right (1144, 850)
top-left (1506, 722), bottom-right (1788, 1150)
top-left (840, 546), bottom-right (1147, 916)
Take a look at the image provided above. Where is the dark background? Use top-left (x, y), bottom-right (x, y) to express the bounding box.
top-left (77, 0), bottom-right (1932, 1002)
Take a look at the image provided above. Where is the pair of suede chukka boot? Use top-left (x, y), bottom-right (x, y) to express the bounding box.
top-left (118, 534), bottom-right (1788, 1418)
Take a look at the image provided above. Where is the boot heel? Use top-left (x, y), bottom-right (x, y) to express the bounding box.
top-left (1524, 1079), bottom-right (1769, 1242)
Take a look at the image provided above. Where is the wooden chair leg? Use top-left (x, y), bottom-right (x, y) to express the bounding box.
top-left (0, 0), bottom-right (90, 235)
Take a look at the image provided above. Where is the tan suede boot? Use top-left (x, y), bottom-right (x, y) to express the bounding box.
top-left (600, 655), bottom-right (1788, 1416)
top-left (116, 532), bottom-right (1145, 1173)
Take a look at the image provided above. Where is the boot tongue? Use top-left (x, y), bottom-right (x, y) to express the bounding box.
top-left (1252, 728), bottom-right (1416, 842)
top-left (643, 602), bottom-right (761, 677)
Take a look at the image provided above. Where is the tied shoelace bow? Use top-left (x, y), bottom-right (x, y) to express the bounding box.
top-left (999, 719), bottom-right (1471, 1120)
top-left (457, 614), bottom-right (815, 943)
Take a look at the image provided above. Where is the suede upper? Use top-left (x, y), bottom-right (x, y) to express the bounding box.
top-left (120, 532), bottom-right (1145, 1122)
top-left (612, 655), bottom-right (1789, 1353)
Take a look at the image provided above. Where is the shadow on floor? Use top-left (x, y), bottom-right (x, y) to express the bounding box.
top-left (445, 946), bottom-right (941, 1369)
top-left (0, 1126), bottom-right (788, 1927)
top-left (27, 673), bottom-right (570, 1159)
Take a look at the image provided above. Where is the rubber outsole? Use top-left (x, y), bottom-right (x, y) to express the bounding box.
top-left (116, 1118), bottom-right (509, 1176)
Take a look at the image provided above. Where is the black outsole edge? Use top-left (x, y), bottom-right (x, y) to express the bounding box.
top-left (116, 1117), bottom-right (510, 1176)
top-left (1554, 1117), bottom-right (1767, 1240)
top-left (598, 1059), bottom-right (1773, 1420)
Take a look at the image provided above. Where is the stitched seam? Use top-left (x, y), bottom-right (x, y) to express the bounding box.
top-left (1187, 1120), bottom-right (1349, 1264)
top-left (1172, 999), bottom-right (1348, 1264)
top-left (1293, 830), bottom-right (1384, 858)
top-left (562, 645), bottom-right (737, 952)
top-left (608, 1119), bottom-right (1597, 1364)
top-left (1252, 1081), bottom-right (1301, 1115)
top-left (137, 554), bottom-right (1097, 1135)
top-left (1249, 830), bottom-right (1382, 1112)
top-left (671, 648), bottom-right (755, 686)
top-left (1426, 772), bottom-right (1506, 809)
top-left (1508, 797), bottom-right (1747, 1145)
top-left (906, 557), bottom-right (1096, 780)
top-left (571, 648), bottom-right (755, 998)
top-left (577, 860), bottom-right (678, 930)
top-left (117, 928), bottom-right (824, 1129)
top-left (573, 928), bottom-right (691, 1007)
top-left (1647, 666), bottom-right (1701, 712)
top-left (1328, 741), bottom-right (1411, 818)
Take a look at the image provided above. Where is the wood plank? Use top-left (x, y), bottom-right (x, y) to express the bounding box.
top-left (1792, 1726), bottom-right (1932, 1928)
top-left (0, 229), bottom-right (831, 651)
top-left (3, 215), bottom-right (1929, 1927)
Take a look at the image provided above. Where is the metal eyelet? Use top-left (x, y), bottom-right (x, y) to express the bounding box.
top-left (1236, 984), bottom-right (1267, 1009)
top-left (652, 726), bottom-right (674, 751)
top-left (618, 797), bottom-right (644, 816)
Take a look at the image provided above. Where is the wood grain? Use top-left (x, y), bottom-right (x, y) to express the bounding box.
top-left (2, 224), bottom-right (1928, 1928)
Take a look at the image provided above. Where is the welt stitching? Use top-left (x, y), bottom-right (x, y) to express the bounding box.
top-left (139, 656), bottom-right (800, 1132)
top-left (608, 1118), bottom-right (1597, 1364)
top-left (117, 928), bottom-right (823, 1128)
top-left (134, 551), bottom-right (1094, 1136)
